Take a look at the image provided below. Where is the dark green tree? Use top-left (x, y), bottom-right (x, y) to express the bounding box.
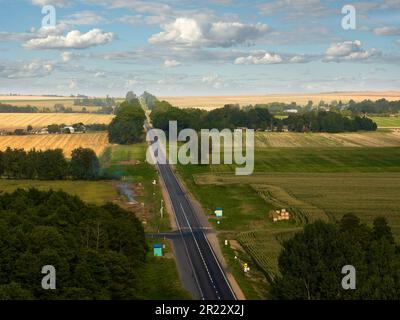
top-left (70, 148), bottom-right (100, 180)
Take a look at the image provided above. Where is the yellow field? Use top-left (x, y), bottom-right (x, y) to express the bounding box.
top-left (0, 132), bottom-right (109, 156)
top-left (0, 96), bottom-right (110, 112)
top-left (159, 91), bottom-right (400, 109)
top-left (0, 113), bottom-right (114, 130)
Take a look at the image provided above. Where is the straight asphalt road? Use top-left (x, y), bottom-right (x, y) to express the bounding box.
top-left (146, 121), bottom-right (236, 300)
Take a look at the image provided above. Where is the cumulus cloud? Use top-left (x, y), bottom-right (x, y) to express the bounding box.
top-left (324, 40), bottom-right (380, 62)
top-left (164, 59), bottom-right (181, 67)
top-left (234, 52), bottom-right (282, 65)
top-left (234, 51), bottom-right (313, 65)
top-left (23, 28), bottom-right (114, 50)
top-left (149, 17), bottom-right (270, 48)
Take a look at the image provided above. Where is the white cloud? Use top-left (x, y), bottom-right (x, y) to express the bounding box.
top-left (31, 0), bottom-right (72, 7)
top-left (201, 73), bottom-right (226, 88)
top-left (2, 60), bottom-right (55, 79)
top-left (324, 40), bottom-right (380, 62)
top-left (149, 17), bottom-right (270, 48)
top-left (164, 59), bottom-right (181, 67)
top-left (234, 52), bottom-right (282, 65)
top-left (289, 55), bottom-right (308, 63)
top-left (95, 71), bottom-right (105, 78)
top-left (23, 28), bottom-right (114, 50)
top-left (373, 26), bottom-right (400, 36)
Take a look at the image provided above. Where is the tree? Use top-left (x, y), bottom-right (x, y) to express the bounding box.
top-left (108, 100), bottom-right (146, 144)
top-left (125, 91), bottom-right (137, 102)
top-left (373, 217), bottom-right (395, 244)
top-left (70, 148), bottom-right (100, 180)
top-left (271, 215), bottom-right (400, 300)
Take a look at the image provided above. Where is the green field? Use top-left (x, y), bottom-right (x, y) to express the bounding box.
top-left (0, 180), bottom-right (118, 205)
top-left (371, 116), bottom-right (400, 128)
top-left (176, 132), bottom-right (400, 299)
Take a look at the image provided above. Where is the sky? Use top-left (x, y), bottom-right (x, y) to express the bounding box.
top-left (0, 0), bottom-right (400, 97)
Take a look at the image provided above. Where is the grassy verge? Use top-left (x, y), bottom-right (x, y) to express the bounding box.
top-left (101, 144), bottom-right (171, 233)
top-left (140, 238), bottom-right (191, 299)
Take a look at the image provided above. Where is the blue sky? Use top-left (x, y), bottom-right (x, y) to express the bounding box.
top-left (0, 0), bottom-right (400, 96)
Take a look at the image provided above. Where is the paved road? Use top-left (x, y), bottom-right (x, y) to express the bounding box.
top-left (146, 122), bottom-right (236, 300)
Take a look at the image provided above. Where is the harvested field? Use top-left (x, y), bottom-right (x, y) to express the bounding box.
top-left (0, 113), bottom-right (114, 130)
top-left (0, 132), bottom-right (109, 156)
top-left (254, 132), bottom-right (400, 148)
top-left (159, 91), bottom-right (400, 109)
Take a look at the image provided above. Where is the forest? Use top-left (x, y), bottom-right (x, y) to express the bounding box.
top-left (0, 189), bottom-right (147, 299)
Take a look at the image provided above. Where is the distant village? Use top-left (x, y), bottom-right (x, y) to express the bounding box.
top-left (0, 123), bottom-right (106, 136)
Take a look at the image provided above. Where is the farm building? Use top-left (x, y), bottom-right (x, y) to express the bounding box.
top-left (62, 126), bottom-right (75, 134)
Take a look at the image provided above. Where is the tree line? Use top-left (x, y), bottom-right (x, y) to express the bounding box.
top-left (0, 103), bottom-right (38, 113)
top-left (0, 147), bottom-right (100, 180)
top-left (0, 188), bottom-right (147, 299)
top-left (284, 111), bottom-right (377, 133)
top-left (271, 214), bottom-right (400, 299)
top-left (150, 101), bottom-right (377, 133)
top-left (348, 98), bottom-right (400, 115)
top-left (73, 97), bottom-right (116, 107)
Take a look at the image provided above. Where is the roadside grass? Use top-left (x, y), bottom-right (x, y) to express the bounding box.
top-left (140, 238), bottom-right (191, 300)
top-left (0, 179), bottom-right (118, 205)
top-left (101, 144), bottom-right (171, 233)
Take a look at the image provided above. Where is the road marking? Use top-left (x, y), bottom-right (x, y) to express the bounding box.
top-left (180, 203), bottom-right (221, 299)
